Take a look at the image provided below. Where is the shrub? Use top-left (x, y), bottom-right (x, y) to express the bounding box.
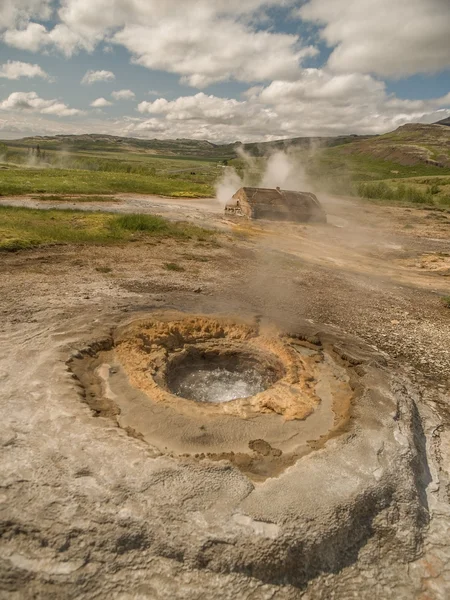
top-left (428, 183), bottom-right (441, 195)
top-left (112, 214), bottom-right (170, 233)
top-left (357, 181), bottom-right (432, 204)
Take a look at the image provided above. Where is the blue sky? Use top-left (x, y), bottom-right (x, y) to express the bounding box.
top-left (0, 0), bottom-right (449, 142)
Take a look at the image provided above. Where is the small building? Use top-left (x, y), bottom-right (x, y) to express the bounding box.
top-left (224, 187), bottom-right (326, 223)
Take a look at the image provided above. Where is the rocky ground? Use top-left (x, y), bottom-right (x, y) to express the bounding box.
top-left (0, 193), bottom-right (449, 599)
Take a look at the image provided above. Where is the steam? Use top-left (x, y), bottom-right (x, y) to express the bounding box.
top-left (26, 153), bottom-right (39, 168)
top-left (215, 168), bottom-right (243, 206)
top-left (215, 148), bottom-right (311, 206)
top-left (261, 151), bottom-right (308, 190)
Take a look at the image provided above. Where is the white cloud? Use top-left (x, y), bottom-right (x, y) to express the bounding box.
top-left (0, 91), bottom-right (82, 117)
top-left (0, 0), bottom-right (449, 141)
top-left (0, 83), bottom-right (449, 143)
top-left (1, 0), bottom-right (314, 87)
top-left (257, 70), bottom-right (386, 104)
top-left (47, 23), bottom-right (94, 56)
top-left (0, 0), bottom-right (52, 29)
top-left (299, 0), bottom-right (450, 77)
top-left (138, 93), bottom-right (248, 123)
top-left (1, 0), bottom-right (448, 83)
top-left (2, 22), bottom-right (94, 55)
top-left (130, 73), bottom-right (450, 142)
top-left (131, 118), bottom-right (166, 133)
top-left (90, 97), bottom-right (113, 107)
top-left (0, 60), bottom-right (51, 80)
top-left (3, 22), bottom-right (48, 52)
top-left (81, 70), bottom-right (115, 85)
top-left (111, 89), bottom-right (135, 101)
top-left (114, 19), bottom-right (316, 88)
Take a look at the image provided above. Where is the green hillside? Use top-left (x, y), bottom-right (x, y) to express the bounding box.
top-left (310, 124), bottom-right (450, 206)
top-left (2, 132), bottom-right (373, 160)
top-left (326, 123), bottom-right (450, 169)
top-left (2, 124), bottom-right (450, 205)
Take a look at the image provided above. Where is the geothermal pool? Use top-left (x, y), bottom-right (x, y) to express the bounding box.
top-left (68, 312), bottom-right (353, 480)
top-left (170, 366), bottom-right (267, 403)
top-left (64, 310), bottom-right (426, 589)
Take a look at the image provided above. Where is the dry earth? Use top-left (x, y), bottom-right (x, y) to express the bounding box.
top-left (0, 193), bottom-right (450, 599)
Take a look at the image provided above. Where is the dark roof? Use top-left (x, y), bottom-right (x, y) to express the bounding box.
top-left (235, 187), bottom-right (319, 208)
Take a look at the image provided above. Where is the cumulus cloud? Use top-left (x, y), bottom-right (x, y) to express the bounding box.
top-left (2, 22), bottom-right (94, 55)
top-left (1, 0), bottom-right (449, 83)
top-left (0, 60), bottom-right (51, 80)
top-left (0, 0), bottom-right (449, 140)
top-left (299, 0), bottom-right (450, 77)
top-left (90, 97), bottom-right (113, 107)
top-left (111, 89), bottom-right (135, 101)
top-left (0, 91), bottom-right (82, 117)
top-left (1, 0), bottom-right (314, 86)
top-left (130, 118), bottom-right (166, 133)
top-left (129, 73), bottom-right (450, 142)
top-left (115, 19), bottom-right (316, 87)
top-left (0, 0), bottom-right (94, 55)
top-left (3, 22), bottom-right (48, 51)
top-left (138, 93), bottom-right (249, 123)
top-left (81, 70), bottom-right (115, 85)
top-left (0, 0), bottom-right (52, 29)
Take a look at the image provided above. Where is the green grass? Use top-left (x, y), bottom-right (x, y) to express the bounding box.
top-left (357, 181), bottom-right (433, 204)
top-left (31, 194), bottom-right (117, 202)
top-left (355, 179), bottom-right (450, 207)
top-left (111, 214), bottom-right (213, 240)
top-left (0, 206), bottom-right (214, 251)
top-left (310, 148), bottom-right (450, 183)
top-left (3, 126), bottom-right (450, 209)
top-left (0, 168), bottom-right (213, 197)
top-left (307, 147), bottom-right (450, 206)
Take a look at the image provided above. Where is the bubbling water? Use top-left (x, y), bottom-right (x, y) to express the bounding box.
top-left (173, 367), bottom-right (266, 403)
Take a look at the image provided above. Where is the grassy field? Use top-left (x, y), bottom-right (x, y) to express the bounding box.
top-left (31, 194), bottom-right (119, 202)
top-left (308, 139), bottom-right (450, 207)
top-left (312, 149), bottom-right (450, 182)
top-left (0, 168), bottom-right (213, 197)
top-left (0, 138), bottom-right (222, 196)
top-left (2, 125), bottom-right (450, 206)
top-left (356, 177), bottom-right (450, 206)
top-left (0, 206), bottom-right (214, 251)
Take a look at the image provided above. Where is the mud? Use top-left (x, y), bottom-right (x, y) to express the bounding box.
top-left (0, 193), bottom-right (450, 599)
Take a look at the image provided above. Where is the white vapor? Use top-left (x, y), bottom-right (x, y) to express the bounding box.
top-left (215, 149), bottom-right (312, 207)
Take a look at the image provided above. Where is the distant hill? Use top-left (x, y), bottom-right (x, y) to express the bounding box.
top-left (436, 116), bottom-right (450, 127)
top-left (4, 134), bottom-right (222, 158)
top-left (2, 132), bottom-right (373, 159)
top-left (5, 124), bottom-right (448, 170)
top-left (333, 123), bottom-right (450, 168)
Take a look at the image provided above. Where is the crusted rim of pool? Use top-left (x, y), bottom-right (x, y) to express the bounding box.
top-left (68, 311), bottom-right (358, 479)
top-left (66, 311), bottom-right (429, 588)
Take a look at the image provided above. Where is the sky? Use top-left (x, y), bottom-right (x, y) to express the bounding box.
top-left (0, 0), bottom-right (449, 143)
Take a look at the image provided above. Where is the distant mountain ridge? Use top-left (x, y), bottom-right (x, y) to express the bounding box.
top-left (3, 122), bottom-right (449, 167)
top-left (2, 132), bottom-right (373, 159)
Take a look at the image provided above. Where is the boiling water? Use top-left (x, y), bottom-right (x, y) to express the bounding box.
top-left (174, 367), bottom-right (266, 403)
